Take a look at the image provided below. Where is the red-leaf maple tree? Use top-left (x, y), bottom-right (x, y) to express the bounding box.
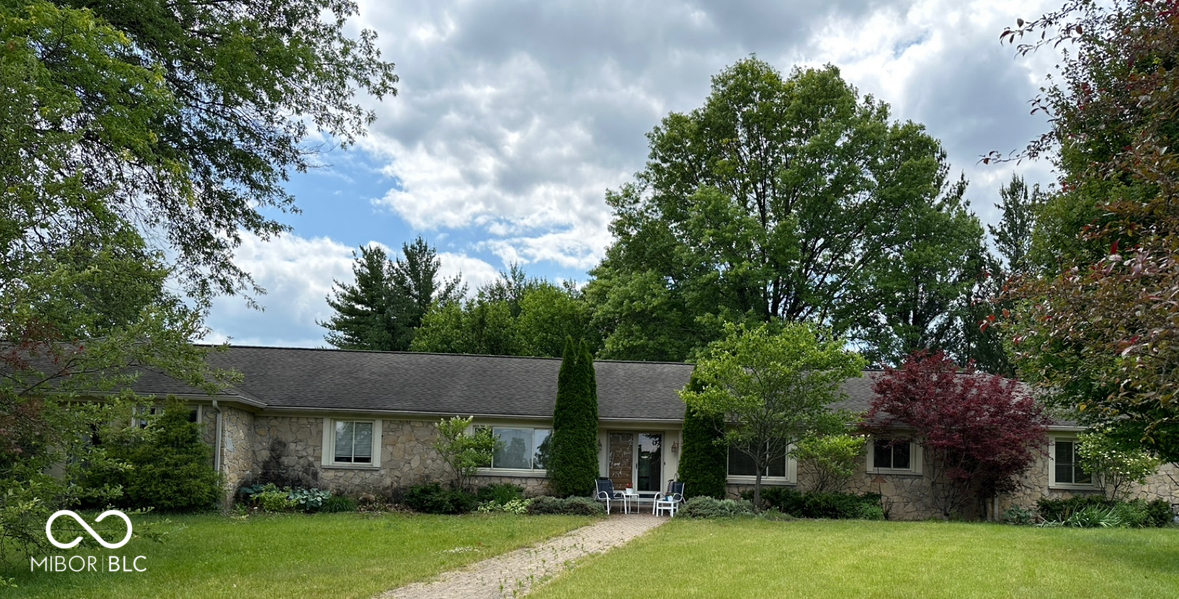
top-left (867, 351), bottom-right (1051, 518)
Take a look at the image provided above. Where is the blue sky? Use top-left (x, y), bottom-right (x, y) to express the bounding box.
top-left (202, 0), bottom-right (1062, 348)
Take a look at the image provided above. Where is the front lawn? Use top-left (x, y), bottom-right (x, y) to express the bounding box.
top-left (2, 512), bottom-right (593, 599)
top-left (531, 519), bottom-right (1179, 599)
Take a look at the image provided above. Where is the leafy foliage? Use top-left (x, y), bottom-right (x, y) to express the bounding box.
top-left (792, 434), bottom-right (866, 494)
top-left (681, 322), bottom-right (864, 508)
top-left (88, 402), bottom-right (222, 512)
top-left (524, 496), bottom-right (606, 516)
top-left (1076, 431), bottom-right (1162, 500)
top-left (321, 238), bottom-right (464, 351)
top-left (867, 351), bottom-right (1051, 518)
top-left (433, 416), bottom-right (499, 492)
top-left (548, 339), bottom-right (600, 497)
top-left (412, 267), bottom-right (598, 357)
top-left (1000, 1), bottom-right (1179, 461)
top-left (403, 483), bottom-right (477, 515)
top-left (1, 0), bottom-right (392, 556)
top-left (678, 497), bottom-right (756, 519)
top-left (586, 57), bottom-right (977, 363)
top-left (677, 379), bottom-right (728, 500)
top-left (1035, 495), bottom-right (1172, 528)
top-left (744, 487), bottom-right (885, 520)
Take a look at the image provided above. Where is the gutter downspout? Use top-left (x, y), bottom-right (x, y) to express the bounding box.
top-left (212, 400), bottom-right (223, 474)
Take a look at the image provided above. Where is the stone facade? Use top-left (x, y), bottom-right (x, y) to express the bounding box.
top-left (211, 415), bottom-right (552, 500)
top-left (219, 406), bottom-right (255, 502)
top-left (726, 438), bottom-right (1179, 521)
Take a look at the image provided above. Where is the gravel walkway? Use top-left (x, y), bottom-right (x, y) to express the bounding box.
top-left (377, 514), bottom-right (667, 599)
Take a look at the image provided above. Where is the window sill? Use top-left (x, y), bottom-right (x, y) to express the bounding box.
top-left (322, 463), bottom-right (380, 471)
top-left (726, 476), bottom-right (796, 485)
top-left (1049, 484), bottom-right (1101, 491)
top-left (869, 469), bottom-right (922, 477)
top-left (475, 468), bottom-right (548, 478)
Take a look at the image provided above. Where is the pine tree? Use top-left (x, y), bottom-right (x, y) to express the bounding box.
top-left (319, 246), bottom-right (407, 350)
top-left (678, 375), bottom-right (727, 499)
top-left (320, 238), bottom-right (464, 351)
top-left (548, 338), bottom-right (600, 497)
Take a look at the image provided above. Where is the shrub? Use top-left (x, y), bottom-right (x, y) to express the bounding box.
top-left (743, 488), bottom-right (883, 520)
top-left (524, 496), bottom-right (606, 515)
top-left (679, 497), bottom-right (755, 519)
top-left (1077, 432), bottom-right (1162, 500)
top-left (90, 402), bottom-right (222, 512)
top-left (248, 484), bottom-right (297, 513)
top-left (1003, 505), bottom-right (1037, 525)
top-left (289, 488), bottom-right (332, 512)
top-left (403, 483), bottom-right (477, 514)
top-left (477, 499), bottom-right (532, 514)
top-left (476, 483), bottom-right (525, 505)
top-left (434, 416), bottom-right (499, 492)
top-left (1145, 499), bottom-right (1174, 527)
top-left (678, 379), bottom-right (728, 500)
top-left (1036, 495), bottom-right (1114, 522)
top-left (1037, 495), bottom-right (1172, 528)
top-left (792, 434), bottom-right (865, 494)
top-left (321, 495), bottom-right (358, 513)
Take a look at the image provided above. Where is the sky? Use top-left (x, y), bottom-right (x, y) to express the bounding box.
top-left (202, 0), bottom-right (1065, 348)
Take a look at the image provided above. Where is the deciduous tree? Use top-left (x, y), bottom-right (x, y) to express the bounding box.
top-left (867, 351), bottom-right (1050, 518)
top-left (999, 1), bottom-right (1179, 461)
top-left (587, 58), bottom-right (963, 362)
top-left (681, 322), bottom-right (864, 509)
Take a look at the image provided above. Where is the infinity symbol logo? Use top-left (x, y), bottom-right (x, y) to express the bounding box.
top-left (45, 510), bottom-right (133, 549)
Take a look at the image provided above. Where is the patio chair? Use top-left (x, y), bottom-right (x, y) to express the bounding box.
top-left (595, 478), bottom-right (624, 514)
top-left (653, 480), bottom-right (685, 517)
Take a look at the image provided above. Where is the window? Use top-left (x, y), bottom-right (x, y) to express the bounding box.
top-left (488, 427), bottom-right (550, 471)
top-left (726, 444), bottom-right (794, 483)
top-left (867, 438), bottom-right (922, 474)
top-left (321, 419), bottom-right (382, 467)
top-left (1051, 438), bottom-right (1093, 487)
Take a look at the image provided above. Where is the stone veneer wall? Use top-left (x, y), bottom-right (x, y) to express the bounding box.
top-left (243, 416), bottom-right (552, 498)
top-left (219, 406), bottom-right (255, 503)
top-left (728, 440), bottom-right (1179, 521)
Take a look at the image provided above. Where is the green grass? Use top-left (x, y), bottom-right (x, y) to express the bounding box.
top-left (2, 512), bottom-right (593, 598)
top-left (531, 519), bottom-right (1179, 599)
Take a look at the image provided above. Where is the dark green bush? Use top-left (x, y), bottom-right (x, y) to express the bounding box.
top-left (679, 496), bottom-right (755, 518)
top-left (678, 380), bottom-right (727, 500)
top-left (1145, 499), bottom-right (1174, 527)
top-left (403, 483), bottom-right (477, 514)
top-left (476, 483), bottom-right (524, 505)
top-left (524, 496), bottom-right (606, 515)
top-left (1036, 495), bottom-right (1114, 522)
top-left (742, 488), bottom-right (883, 520)
top-left (1037, 496), bottom-right (1172, 528)
top-left (321, 494), bottom-right (358, 513)
top-left (87, 403), bottom-right (221, 512)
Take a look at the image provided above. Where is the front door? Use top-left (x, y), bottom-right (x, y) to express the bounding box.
top-left (636, 432), bottom-right (662, 492)
top-left (607, 432), bottom-right (664, 492)
top-left (608, 432), bottom-right (634, 491)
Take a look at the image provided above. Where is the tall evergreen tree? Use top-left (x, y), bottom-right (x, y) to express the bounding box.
top-left (548, 338), bottom-right (600, 497)
top-left (321, 238), bottom-right (463, 351)
top-left (677, 375), bottom-right (727, 499)
top-left (319, 246), bottom-right (407, 350)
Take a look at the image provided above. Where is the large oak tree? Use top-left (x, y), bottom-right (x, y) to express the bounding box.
top-left (587, 58), bottom-right (982, 363)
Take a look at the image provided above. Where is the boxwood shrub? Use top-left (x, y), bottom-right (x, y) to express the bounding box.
top-left (525, 496), bottom-right (606, 515)
top-left (742, 488), bottom-right (884, 520)
top-left (403, 483), bottom-right (478, 514)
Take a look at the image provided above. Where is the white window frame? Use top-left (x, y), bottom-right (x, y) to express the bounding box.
top-left (725, 444), bottom-right (798, 485)
top-left (476, 425), bottom-right (551, 478)
top-left (866, 437), bottom-right (923, 475)
top-left (1048, 436), bottom-right (1098, 490)
top-left (321, 418), bottom-right (382, 468)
